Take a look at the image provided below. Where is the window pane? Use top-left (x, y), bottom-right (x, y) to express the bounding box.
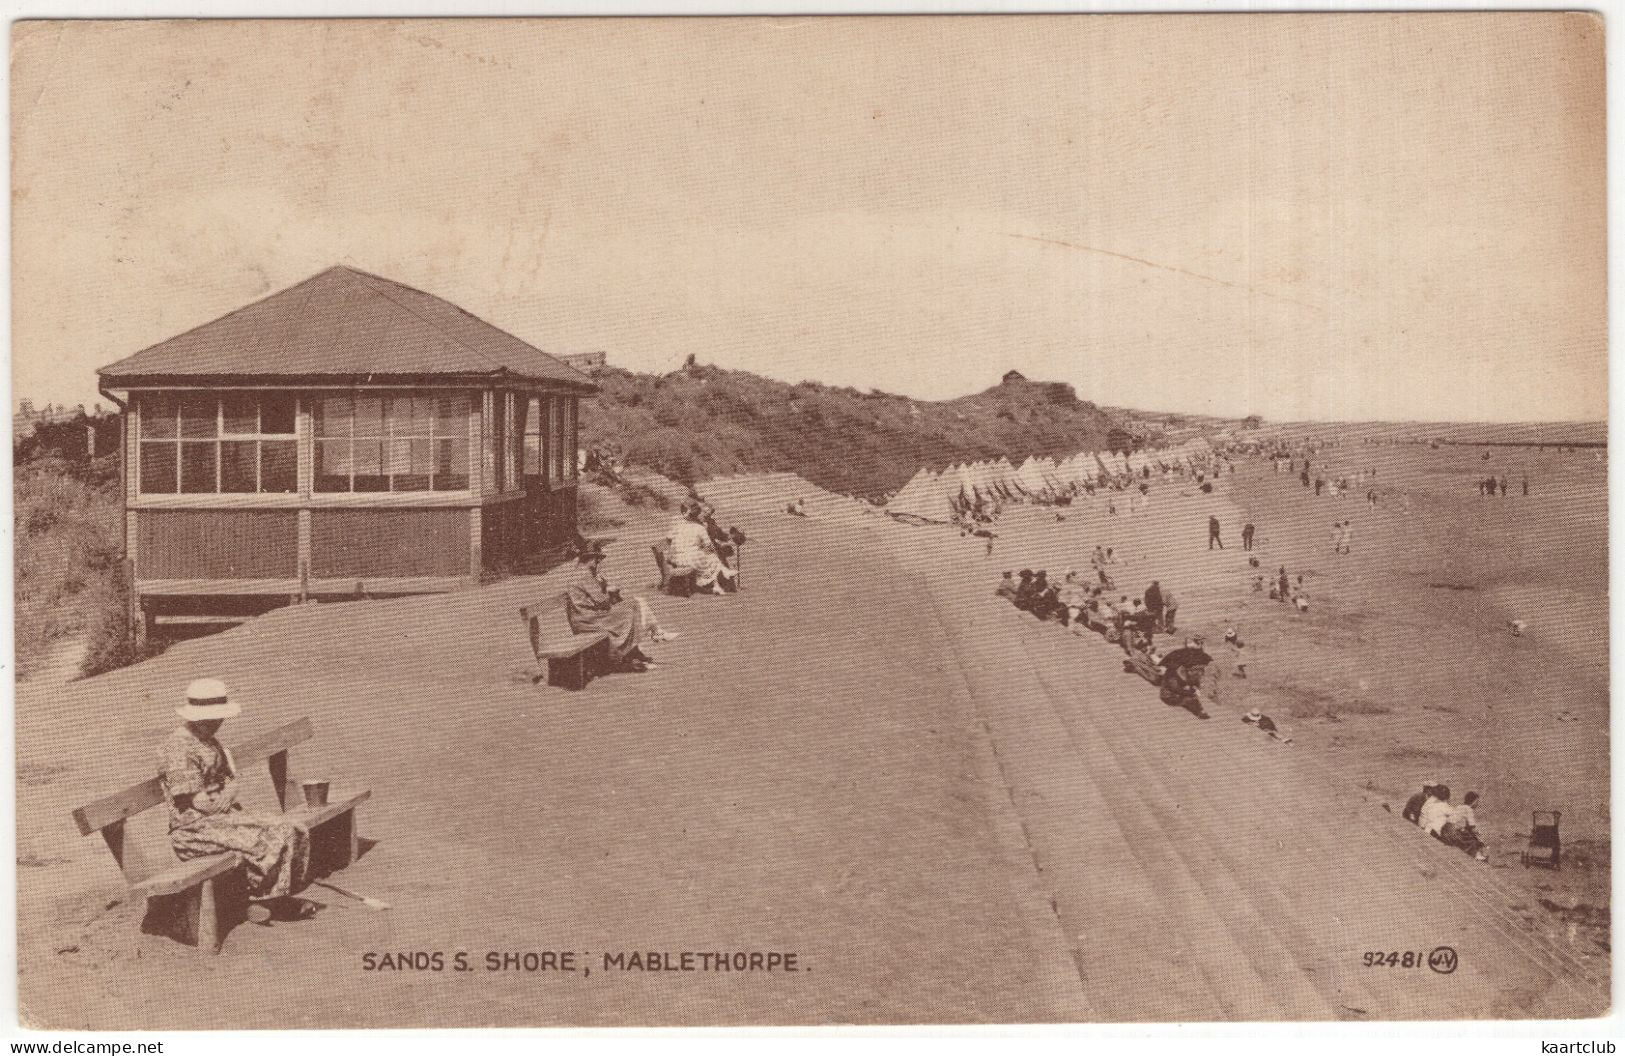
top-left (567, 399), bottom-right (578, 478)
top-left (392, 438), bottom-right (431, 491)
top-left (180, 395), bottom-right (218, 438)
top-left (433, 438), bottom-right (469, 491)
top-left (261, 441), bottom-right (296, 493)
top-left (139, 441), bottom-right (178, 492)
top-left (551, 398), bottom-right (566, 478)
top-left (352, 439), bottom-right (387, 491)
top-left (139, 395), bottom-right (178, 439)
top-left (316, 439), bottom-right (352, 492)
top-left (180, 441), bottom-right (218, 493)
top-left (491, 395), bottom-right (507, 492)
top-left (222, 394), bottom-right (258, 435)
top-left (315, 397), bottom-right (353, 438)
top-left (390, 396), bottom-right (433, 438)
top-left (436, 395), bottom-right (469, 433)
top-left (220, 441), bottom-right (257, 492)
top-left (261, 395), bottom-right (296, 435)
top-left (354, 396), bottom-right (384, 438)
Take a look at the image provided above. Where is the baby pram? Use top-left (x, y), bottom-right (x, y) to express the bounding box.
top-left (1521, 810), bottom-right (1561, 870)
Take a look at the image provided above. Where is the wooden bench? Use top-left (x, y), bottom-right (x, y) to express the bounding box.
top-left (520, 593), bottom-right (612, 690)
top-left (651, 543), bottom-right (697, 597)
top-left (69, 717), bottom-right (371, 952)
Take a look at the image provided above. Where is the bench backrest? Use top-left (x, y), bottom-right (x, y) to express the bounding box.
top-left (519, 593), bottom-right (571, 657)
top-left (71, 718), bottom-right (316, 885)
top-left (71, 717), bottom-right (315, 838)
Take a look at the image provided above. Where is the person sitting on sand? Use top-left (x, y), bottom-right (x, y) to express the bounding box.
top-left (994, 571), bottom-right (1018, 601)
top-left (1013, 569), bottom-right (1038, 611)
top-left (1056, 572), bottom-right (1090, 627)
top-left (669, 503), bottom-right (737, 595)
top-left (1243, 709), bottom-right (1292, 744)
top-left (159, 679), bottom-right (311, 912)
top-left (1402, 781), bottom-right (1439, 825)
top-left (565, 538), bottom-right (676, 673)
top-left (785, 498), bottom-right (807, 517)
top-left (1419, 784), bottom-right (1454, 838)
top-left (1439, 791), bottom-right (1489, 861)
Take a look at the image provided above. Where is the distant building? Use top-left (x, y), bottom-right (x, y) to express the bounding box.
top-left (557, 351), bottom-right (607, 372)
top-left (96, 266), bottom-right (597, 639)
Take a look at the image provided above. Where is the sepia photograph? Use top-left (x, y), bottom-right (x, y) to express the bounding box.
top-left (9, 12), bottom-right (1610, 1030)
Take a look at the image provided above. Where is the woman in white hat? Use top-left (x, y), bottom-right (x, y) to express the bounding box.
top-left (157, 678), bottom-right (310, 900)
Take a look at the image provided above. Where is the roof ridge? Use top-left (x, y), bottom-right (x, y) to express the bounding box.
top-left (339, 269), bottom-right (506, 375)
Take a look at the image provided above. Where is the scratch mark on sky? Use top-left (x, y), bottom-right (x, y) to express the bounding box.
top-left (1006, 232), bottom-right (1325, 314)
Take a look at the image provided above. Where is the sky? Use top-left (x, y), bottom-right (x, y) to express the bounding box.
top-left (10, 15), bottom-right (1607, 422)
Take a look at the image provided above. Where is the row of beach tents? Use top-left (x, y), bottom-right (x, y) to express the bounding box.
top-left (885, 440), bottom-right (1215, 523)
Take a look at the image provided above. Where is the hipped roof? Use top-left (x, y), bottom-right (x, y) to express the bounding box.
top-left (98, 266), bottom-right (596, 391)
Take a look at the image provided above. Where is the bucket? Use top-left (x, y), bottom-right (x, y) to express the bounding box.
top-left (301, 779), bottom-right (330, 808)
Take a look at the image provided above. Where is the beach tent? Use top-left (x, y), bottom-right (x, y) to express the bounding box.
top-left (1017, 457), bottom-right (1051, 496)
top-left (886, 467), bottom-right (953, 522)
top-left (992, 457), bottom-right (1022, 497)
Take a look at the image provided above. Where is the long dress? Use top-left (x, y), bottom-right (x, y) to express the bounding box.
top-left (565, 563), bottom-right (651, 659)
top-left (668, 519), bottom-right (726, 586)
top-left (158, 725), bottom-right (310, 898)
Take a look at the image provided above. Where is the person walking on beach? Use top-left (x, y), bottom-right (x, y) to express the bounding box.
top-left (1241, 522), bottom-right (1255, 550)
top-left (1208, 515), bottom-right (1224, 550)
top-left (1338, 520), bottom-right (1353, 555)
top-left (1522, 475), bottom-right (1529, 496)
top-left (1499, 476), bottom-right (1508, 497)
top-left (1277, 566), bottom-right (1290, 602)
top-left (1161, 588), bottom-right (1179, 633)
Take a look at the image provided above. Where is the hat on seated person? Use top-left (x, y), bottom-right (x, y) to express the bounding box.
top-left (175, 678), bottom-right (242, 721)
top-left (1244, 709), bottom-right (1262, 724)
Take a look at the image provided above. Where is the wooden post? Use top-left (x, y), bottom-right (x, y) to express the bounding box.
top-left (197, 878), bottom-right (219, 952)
top-left (269, 749), bottom-right (292, 811)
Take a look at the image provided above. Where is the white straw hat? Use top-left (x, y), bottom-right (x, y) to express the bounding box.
top-left (175, 678), bottom-right (242, 721)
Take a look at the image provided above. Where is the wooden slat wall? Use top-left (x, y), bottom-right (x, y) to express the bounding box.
top-left (310, 509), bottom-right (470, 578)
top-left (136, 510), bottom-right (299, 579)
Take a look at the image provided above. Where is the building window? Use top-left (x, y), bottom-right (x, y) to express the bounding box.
top-left (566, 397), bottom-right (579, 480)
top-left (138, 393), bottom-right (297, 494)
top-left (522, 398), bottom-right (544, 478)
top-left (315, 394), bottom-right (470, 493)
top-left (510, 394), bottom-right (528, 488)
top-left (549, 397), bottom-right (567, 482)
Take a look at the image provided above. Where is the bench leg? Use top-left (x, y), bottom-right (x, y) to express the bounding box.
top-left (309, 809), bottom-right (359, 878)
top-left (142, 868), bottom-right (245, 952)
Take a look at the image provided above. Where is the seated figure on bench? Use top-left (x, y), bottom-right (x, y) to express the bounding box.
top-left (669, 503), bottom-right (737, 595)
top-left (159, 679), bottom-right (310, 902)
top-left (566, 537), bottom-right (677, 673)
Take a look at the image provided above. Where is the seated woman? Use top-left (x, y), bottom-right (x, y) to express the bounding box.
top-left (158, 679), bottom-right (310, 910)
top-left (565, 537), bottom-right (676, 672)
top-left (1055, 572), bottom-right (1090, 626)
top-left (669, 504), bottom-right (738, 595)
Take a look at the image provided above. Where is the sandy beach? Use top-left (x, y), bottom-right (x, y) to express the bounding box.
top-left (16, 442), bottom-right (1609, 1026)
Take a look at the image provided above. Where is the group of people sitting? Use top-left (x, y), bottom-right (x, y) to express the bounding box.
top-left (661, 500), bottom-right (744, 596)
top-left (1401, 781), bottom-right (1489, 862)
top-left (995, 565), bottom-right (1211, 716)
top-left (1253, 565), bottom-right (1311, 613)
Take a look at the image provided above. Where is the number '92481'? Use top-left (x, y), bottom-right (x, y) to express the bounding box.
top-left (1363, 951), bottom-right (1426, 968)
